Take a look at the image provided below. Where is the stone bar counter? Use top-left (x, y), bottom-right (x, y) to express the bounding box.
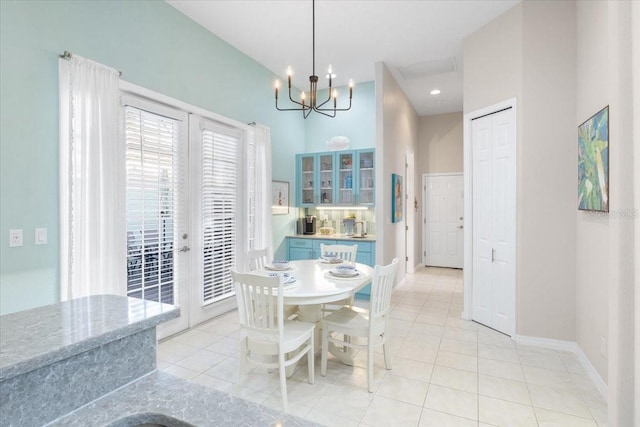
top-left (0, 295), bottom-right (318, 427)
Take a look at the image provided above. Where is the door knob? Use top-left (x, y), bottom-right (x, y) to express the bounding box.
top-left (178, 246), bottom-right (191, 253)
top-left (458, 225), bottom-right (464, 229)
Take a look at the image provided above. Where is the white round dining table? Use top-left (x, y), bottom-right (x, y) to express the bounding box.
top-left (261, 259), bottom-right (373, 369)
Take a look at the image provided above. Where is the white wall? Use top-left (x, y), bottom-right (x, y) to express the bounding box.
top-left (374, 62), bottom-right (419, 283)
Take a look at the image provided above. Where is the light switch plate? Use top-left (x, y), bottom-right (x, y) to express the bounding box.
top-left (9, 229), bottom-right (23, 247)
top-left (35, 228), bottom-right (47, 245)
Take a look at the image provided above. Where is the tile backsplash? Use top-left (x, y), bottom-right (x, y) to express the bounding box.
top-left (298, 208), bottom-right (375, 235)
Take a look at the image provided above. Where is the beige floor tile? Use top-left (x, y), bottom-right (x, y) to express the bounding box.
top-left (478, 374), bottom-right (531, 405)
top-left (398, 341), bottom-right (439, 364)
top-left (534, 407), bottom-right (598, 427)
top-left (418, 409), bottom-right (477, 427)
top-left (314, 383), bottom-right (375, 422)
top-left (203, 356), bottom-right (239, 383)
top-left (171, 329), bottom-right (224, 349)
top-left (423, 384), bottom-right (478, 421)
top-left (174, 348), bottom-right (227, 373)
top-left (391, 308), bottom-right (420, 322)
top-left (376, 374), bottom-right (430, 406)
top-left (477, 330), bottom-right (515, 348)
top-left (430, 366), bottom-right (478, 393)
top-left (442, 328), bottom-right (478, 343)
top-left (157, 340), bottom-right (199, 363)
top-left (387, 357), bottom-right (434, 383)
top-left (478, 358), bottom-right (524, 382)
top-left (361, 395), bottom-right (423, 427)
top-left (519, 352), bottom-right (567, 372)
top-left (435, 350), bottom-right (478, 373)
top-left (415, 313), bottom-right (448, 326)
top-left (528, 383), bottom-right (592, 419)
top-left (478, 343), bottom-right (520, 364)
top-left (522, 365), bottom-right (573, 386)
top-left (478, 396), bottom-right (537, 427)
top-left (439, 338), bottom-right (478, 356)
top-left (205, 336), bottom-right (239, 357)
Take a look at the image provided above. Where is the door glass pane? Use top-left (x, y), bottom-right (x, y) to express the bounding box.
top-left (338, 152), bottom-right (354, 204)
top-left (319, 153), bottom-right (334, 204)
top-left (301, 155), bottom-right (315, 204)
top-left (359, 151), bottom-right (374, 204)
top-left (125, 107), bottom-right (180, 305)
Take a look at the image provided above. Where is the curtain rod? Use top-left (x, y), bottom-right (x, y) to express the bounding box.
top-left (60, 51), bottom-right (123, 77)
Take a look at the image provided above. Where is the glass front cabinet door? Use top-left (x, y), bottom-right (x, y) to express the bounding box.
top-left (356, 149), bottom-right (375, 206)
top-left (297, 154), bottom-right (316, 207)
top-left (318, 152), bottom-right (335, 206)
top-left (337, 151), bottom-right (355, 205)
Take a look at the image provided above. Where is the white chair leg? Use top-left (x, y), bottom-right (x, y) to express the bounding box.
top-left (321, 323), bottom-right (328, 376)
top-left (367, 340), bottom-right (374, 393)
top-left (279, 352), bottom-right (288, 412)
top-left (307, 334), bottom-right (315, 384)
top-left (383, 342), bottom-right (392, 370)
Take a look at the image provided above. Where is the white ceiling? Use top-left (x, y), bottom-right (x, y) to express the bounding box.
top-left (166, 0), bottom-right (518, 117)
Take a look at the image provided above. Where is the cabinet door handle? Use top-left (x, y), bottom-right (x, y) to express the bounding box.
top-left (492, 248), bottom-right (496, 263)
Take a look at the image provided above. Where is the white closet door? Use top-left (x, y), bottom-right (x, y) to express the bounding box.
top-left (471, 108), bottom-right (516, 336)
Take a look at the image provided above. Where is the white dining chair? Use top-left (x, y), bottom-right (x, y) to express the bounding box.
top-left (246, 248), bottom-right (299, 320)
top-left (319, 243), bottom-right (357, 263)
top-left (319, 243), bottom-right (359, 316)
top-left (231, 270), bottom-right (315, 411)
top-left (246, 248), bottom-right (269, 272)
top-left (320, 258), bottom-right (399, 392)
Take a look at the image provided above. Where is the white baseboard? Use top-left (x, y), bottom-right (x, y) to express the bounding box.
top-left (575, 345), bottom-right (609, 400)
top-left (515, 334), bottom-right (608, 401)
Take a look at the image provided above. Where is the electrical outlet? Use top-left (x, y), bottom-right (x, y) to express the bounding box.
top-left (9, 229), bottom-right (23, 247)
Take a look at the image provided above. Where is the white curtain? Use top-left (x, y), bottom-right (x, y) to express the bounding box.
top-left (252, 124), bottom-right (273, 257)
top-left (59, 55), bottom-right (125, 300)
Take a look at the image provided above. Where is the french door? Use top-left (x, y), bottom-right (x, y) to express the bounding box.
top-left (124, 95), bottom-right (247, 338)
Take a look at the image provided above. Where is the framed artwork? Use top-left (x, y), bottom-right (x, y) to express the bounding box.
top-left (578, 106), bottom-right (609, 212)
top-left (272, 181), bottom-right (289, 215)
top-left (392, 173), bottom-right (403, 223)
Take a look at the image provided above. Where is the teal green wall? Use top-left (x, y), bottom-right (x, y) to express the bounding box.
top-left (304, 80), bottom-right (376, 151)
top-left (0, 0), bottom-right (304, 314)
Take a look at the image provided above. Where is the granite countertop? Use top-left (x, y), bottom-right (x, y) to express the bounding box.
top-left (50, 371), bottom-right (321, 427)
top-left (288, 233), bottom-right (376, 242)
top-left (0, 295), bottom-right (179, 381)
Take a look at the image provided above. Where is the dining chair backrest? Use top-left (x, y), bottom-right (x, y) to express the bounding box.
top-left (246, 248), bottom-right (269, 272)
top-left (320, 244), bottom-right (358, 262)
top-left (369, 258), bottom-right (399, 325)
top-left (231, 270), bottom-right (283, 337)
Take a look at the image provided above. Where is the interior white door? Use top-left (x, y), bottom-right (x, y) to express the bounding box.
top-left (423, 174), bottom-right (464, 268)
top-left (471, 108), bottom-right (516, 336)
top-left (406, 152), bottom-right (416, 273)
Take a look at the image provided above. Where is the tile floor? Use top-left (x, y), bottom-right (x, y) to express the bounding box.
top-left (158, 266), bottom-right (608, 426)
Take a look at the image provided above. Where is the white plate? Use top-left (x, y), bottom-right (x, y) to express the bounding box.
top-left (265, 264), bottom-right (292, 271)
top-left (319, 257), bottom-right (343, 264)
top-left (329, 268), bottom-right (359, 278)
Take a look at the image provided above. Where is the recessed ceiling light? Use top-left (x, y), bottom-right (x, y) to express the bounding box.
top-left (430, 89), bottom-right (441, 95)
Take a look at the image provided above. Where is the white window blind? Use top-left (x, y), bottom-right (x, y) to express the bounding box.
top-left (201, 125), bottom-right (241, 304)
top-left (125, 106), bottom-right (183, 305)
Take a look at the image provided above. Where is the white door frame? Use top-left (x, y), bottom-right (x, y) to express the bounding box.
top-left (405, 152), bottom-right (416, 273)
top-left (462, 98), bottom-right (517, 338)
top-left (422, 172), bottom-right (464, 268)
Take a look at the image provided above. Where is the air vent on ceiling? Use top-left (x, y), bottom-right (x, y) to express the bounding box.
top-left (399, 57), bottom-right (458, 80)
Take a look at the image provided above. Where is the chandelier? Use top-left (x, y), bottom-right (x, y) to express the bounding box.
top-left (274, 0), bottom-right (353, 118)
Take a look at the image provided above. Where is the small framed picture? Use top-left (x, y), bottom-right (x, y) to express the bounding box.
top-left (272, 181), bottom-right (289, 215)
top-left (392, 173), bottom-right (403, 223)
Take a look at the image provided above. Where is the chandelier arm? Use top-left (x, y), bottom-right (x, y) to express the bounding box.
top-left (316, 97), bottom-right (352, 112)
top-left (276, 97), bottom-right (311, 111)
top-left (311, 106), bottom-right (337, 118)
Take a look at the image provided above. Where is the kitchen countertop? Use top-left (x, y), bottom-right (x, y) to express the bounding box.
top-left (49, 371), bottom-right (320, 427)
top-left (288, 234), bottom-right (376, 242)
top-left (0, 294), bottom-right (179, 382)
